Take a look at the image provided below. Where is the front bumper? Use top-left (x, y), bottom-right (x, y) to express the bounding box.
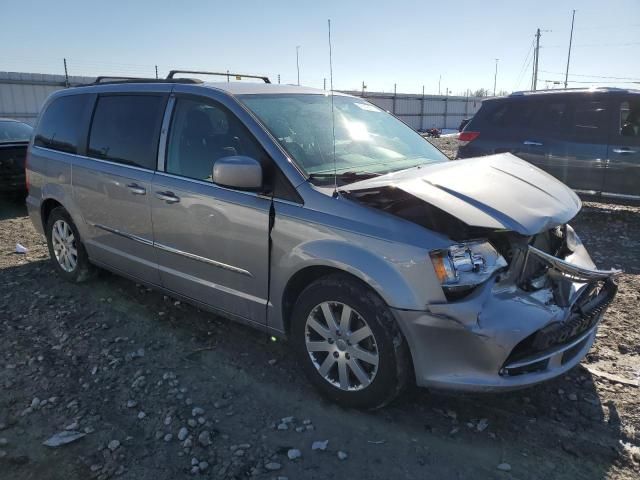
top-left (395, 244), bottom-right (620, 392)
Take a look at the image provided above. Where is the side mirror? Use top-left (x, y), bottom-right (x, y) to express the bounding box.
top-left (212, 156), bottom-right (263, 190)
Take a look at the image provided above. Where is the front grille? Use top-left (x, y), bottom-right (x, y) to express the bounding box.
top-left (504, 278), bottom-right (617, 365)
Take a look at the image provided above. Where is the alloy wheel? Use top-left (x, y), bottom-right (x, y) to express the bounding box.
top-left (51, 219), bottom-right (78, 273)
top-left (304, 301), bottom-right (379, 391)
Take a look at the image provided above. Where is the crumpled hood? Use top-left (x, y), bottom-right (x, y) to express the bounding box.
top-left (341, 153), bottom-right (581, 236)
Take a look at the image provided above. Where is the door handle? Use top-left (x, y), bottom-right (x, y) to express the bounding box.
top-left (155, 191), bottom-right (180, 204)
top-left (612, 148), bottom-right (637, 155)
top-left (126, 183), bottom-right (146, 195)
top-left (523, 140), bottom-right (543, 146)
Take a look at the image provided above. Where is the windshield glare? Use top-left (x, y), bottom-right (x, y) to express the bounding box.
top-left (0, 121), bottom-right (33, 143)
top-left (239, 94), bottom-right (448, 184)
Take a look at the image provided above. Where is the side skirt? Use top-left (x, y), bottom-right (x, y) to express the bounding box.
top-left (89, 258), bottom-right (285, 337)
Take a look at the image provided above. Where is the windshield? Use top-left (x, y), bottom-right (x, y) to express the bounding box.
top-left (239, 94), bottom-right (448, 185)
top-left (0, 121), bottom-right (33, 143)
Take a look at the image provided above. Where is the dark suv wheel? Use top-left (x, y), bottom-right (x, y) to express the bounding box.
top-left (291, 274), bottom-right (411, 409)
top-left (45, 207), bottom-right (94, 282)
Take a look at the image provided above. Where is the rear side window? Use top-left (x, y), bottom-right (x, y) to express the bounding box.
top-left (88, 95), bottom-right (166, 169)
top-left (485, 101), bottom-right (535, 129)
top-left (529, 101), bottom-right (569, 133)
top-left (571, 101), bottom-right (608, 139)
top-left (34, 95), bottom-right (90, 153)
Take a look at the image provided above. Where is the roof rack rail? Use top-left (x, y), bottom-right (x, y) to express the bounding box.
top-left (87, 76), bottom-right (203, 86)
top-left (509, 86), bottom-right (635, 96)
top-left (94, 76), bottom-right (153, 83)
top-left (167, 70), bottom-right (271, 84)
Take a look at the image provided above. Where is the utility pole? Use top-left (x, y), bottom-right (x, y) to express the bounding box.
top-left (564, 10), bottom-right (576, 88)
top-left (392, 83), bottom-right (397, 114)
top-left (296, 45), bottom-right (300, 86)
top-left (420, 85), bottom-right (426, 131)
top-left (532, 28), bottom-right (541, 91)
top-left (493, 58), bottom-right (499, 96)
top-left (155, 65), bottom-right (158, 79)
top-left (63, 58), bottom-right (69, 87)
top-left (361, 81), bottom-right (367, 96)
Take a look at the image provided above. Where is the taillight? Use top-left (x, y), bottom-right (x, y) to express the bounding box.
top-left (458, 131), bottom-right (480, 142)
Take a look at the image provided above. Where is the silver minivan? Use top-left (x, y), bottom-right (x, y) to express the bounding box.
top-left (27, 72), bottom-right (620, 408)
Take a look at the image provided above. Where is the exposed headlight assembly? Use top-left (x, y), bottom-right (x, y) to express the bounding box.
top-left (430, 240), bottom-right (507, 288)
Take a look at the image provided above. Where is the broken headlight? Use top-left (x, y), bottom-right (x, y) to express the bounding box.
top-left (430, 241), bottom-right (508, 288)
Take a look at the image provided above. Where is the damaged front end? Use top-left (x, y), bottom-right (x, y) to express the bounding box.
top-left (342, 167), bottom-right (621, 390)
top-left (497, 226), bottom-right (620, 377)
top-left (394, 222), bottom-right (621, 390)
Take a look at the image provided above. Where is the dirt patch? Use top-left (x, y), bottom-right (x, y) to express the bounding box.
top-left (1, 192), bottom-right (639, 479)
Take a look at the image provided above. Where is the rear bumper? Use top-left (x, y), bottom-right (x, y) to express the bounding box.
top-left (394, 247), bottom-right (619, 392)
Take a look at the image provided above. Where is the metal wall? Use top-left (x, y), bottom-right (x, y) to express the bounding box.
top-left (0, 71), bottom-right (94, 125)
top-left (0, 71), bottom-right (485, 131)
top-left (343, 90), bottom-right (484, 131)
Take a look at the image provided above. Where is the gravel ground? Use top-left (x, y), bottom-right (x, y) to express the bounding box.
top-left (1, 159), bottom-right (639, 479)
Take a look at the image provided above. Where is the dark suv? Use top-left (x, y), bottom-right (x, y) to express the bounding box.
top-left (457, 88), bottom-right (640, 202)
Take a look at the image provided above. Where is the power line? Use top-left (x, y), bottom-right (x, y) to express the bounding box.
top-left (514, 37), bottom-right (535, 90)
top-left (542, 41), bottom-right (640, 48)
top-left (540, 79), bottom-right (639, 84)
top-left (540, 70), bottom-right (640, 81)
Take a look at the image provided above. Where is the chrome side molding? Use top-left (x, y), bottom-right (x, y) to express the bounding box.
top-left (90, 223), bottom-right (252, 277)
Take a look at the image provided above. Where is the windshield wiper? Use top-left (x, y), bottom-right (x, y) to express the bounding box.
top-left (309, 171), bottom-right (381, 181)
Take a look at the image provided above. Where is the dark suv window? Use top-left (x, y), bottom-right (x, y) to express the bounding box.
top-left (529, 100), bottom-right (569, 133)
top-left (88, 95), bottom-right (166, 169)
top-left (34, 94), bottom-right (90, 154)
top-left (486, 99), bottom-right (570, 134)
top-left (571, 101), bottom-right (608, 140)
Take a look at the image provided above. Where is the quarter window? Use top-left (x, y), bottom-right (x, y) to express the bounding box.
top-left (34, 94), bottom-right (90, 154)
top-left (165, 98), bottom-right (265, 182)
top-left (88, 95), bottom-right (166, 169)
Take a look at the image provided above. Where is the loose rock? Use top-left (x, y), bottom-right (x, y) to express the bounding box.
top-left (287, 448), bottom-right (302, 460)
top-left (312, 440), bottom-right (329, 451)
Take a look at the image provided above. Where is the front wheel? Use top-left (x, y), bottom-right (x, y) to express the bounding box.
top-left (291, 274), bottom-right (411, 409)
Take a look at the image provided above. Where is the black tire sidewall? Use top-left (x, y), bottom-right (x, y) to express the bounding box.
top-left (46, 207), bottom-right (91, 282)
top-left (291, 274), bottom-right (409, 409)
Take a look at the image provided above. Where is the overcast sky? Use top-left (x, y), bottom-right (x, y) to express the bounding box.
top-left (2, 0), bottom-right (639, 95)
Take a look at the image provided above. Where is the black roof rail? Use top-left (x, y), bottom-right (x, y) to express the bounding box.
top-left (94, 76), bottom-right (155, 83)
top-left (76, 76), bottom-right (204, 87)
top-left (167, 70), bottom-right (271, 83)
top-left (509, 87), bottom-right (638, 96)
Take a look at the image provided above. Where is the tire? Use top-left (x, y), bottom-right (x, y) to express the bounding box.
top-left (291, 273), bottom-right (411, 409)
top-left (46, 207), bottom-right (94, 283)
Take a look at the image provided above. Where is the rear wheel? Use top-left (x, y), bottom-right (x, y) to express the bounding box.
top-left (46, 207), bottom-right (94, 282)
top-left (291, 274), bottom-right (411, 409)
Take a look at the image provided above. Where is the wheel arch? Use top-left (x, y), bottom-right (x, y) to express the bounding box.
top-left (41, 197), bottom-right (64, 231)
top-left (278, 240), bottom-right (426, 335)
top-left (281, 266), bottom-right (375, 335)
